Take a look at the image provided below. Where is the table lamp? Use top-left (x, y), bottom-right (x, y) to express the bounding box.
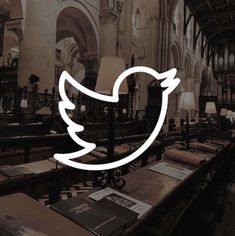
top-left (232, 112), bottom-right (235, 125)
top-left (220, 108), bottom-right (227, 130)
top-left (227, 110), bottom-right (232, 117)
top-left (95, 57), bottom-right (128, 188)
top-left (20, 99), bottom-right (28, 109)
top-left (179, 92), bottom-right (195, 150)
top-left (205, 102), bottom-right (216, 115)
top-left (205, 102), bottom-right (217, 139)
top-left (80, 105), bottom-right (86, 113)
top-left (220, 108), bottom-right (227, 117)
top-left (20, 99), bottom-right (28, 125)
top-left (226, 110), bottom-right (233, 122)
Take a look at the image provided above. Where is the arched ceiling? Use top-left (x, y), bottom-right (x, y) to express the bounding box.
top-left (186, 0), bottom-right (235, 45)
top-left (0, 0), bottom-right (10, 20)
top-left (57, 7), bottom-right (98, 59)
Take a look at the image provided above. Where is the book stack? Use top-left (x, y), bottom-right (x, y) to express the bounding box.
top-left (51, 195), bottom-right (138, 236)
top-left (0, 165), bottom-right (35, 179)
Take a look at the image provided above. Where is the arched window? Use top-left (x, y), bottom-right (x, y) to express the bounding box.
top-left (134, 9), bottom-right (141, 29)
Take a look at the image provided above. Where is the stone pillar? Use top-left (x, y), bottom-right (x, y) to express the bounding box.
top-left (100, 8), bottom-right (121, 58)
top-left (18, 0), bottom-right (57, 92)
top-left (228, 77), bottom-right (231, 104)
top-left (122, 0), bottom-right (133, 64)
top-left (155, 17), bottom-right (171, 72)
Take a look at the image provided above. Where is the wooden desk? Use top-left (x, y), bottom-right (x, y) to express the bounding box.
top-left (0, 134), bottom-right (70, 163)
top-left (0, 123), bottom-right (45, 137)
top-left (81, 141), bottom-right (231, 235)
top-left (0, 193), bottom-right (93, 236)
top-left (0, 138), bottom-right (162, 197)
top-left (0, 141), bottom-right (231, 236)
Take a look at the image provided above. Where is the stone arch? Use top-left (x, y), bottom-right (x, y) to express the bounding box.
top-left (184, 53), bottom-right (194, 91)
top-left (171, 39), bottom-right (183, 69)
top-left (0, 0), bottom-right (24, 40)
top-left (1, 30), bottom-right (19, 66)
top-left (57, 0), bottom-right (99, 57)
top-left (131, 35), bottom-right (145, 64)
top-left (64, 42), bottom-right (80, 66)
top-left (168, 0), bottom-right (179, 20)
top-left (184, 53), bottom-right (193, 77)
top-left (9, 0), bottom-right (24, 18)
top-left (200, 70), bottom-right (208, 96)
top-left (194, 63), bottom-right (202, 111)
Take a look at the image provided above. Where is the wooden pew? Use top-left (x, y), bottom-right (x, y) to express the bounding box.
top-left (0, 141), bottom-right (230, 236)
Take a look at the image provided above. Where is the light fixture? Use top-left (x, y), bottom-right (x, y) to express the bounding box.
top-left (227, 110), bottom-right (232, 117)
top-left (95, 57), bottom-right (128, 188)
top-left (205, 102), bottom-right (217, 140)
top-left (220, 108), bottom-right (228, 116)
top-left (232, 112), bottom-right (235, 124)
top-left (122, 108), bottom-right (127, 114)
top-left (180, 92), bottom-right (195, 150)
top-left (205, 102), bottom-right (217, 115)
top-left (20, 99), bottom-right (28, 109)
top-left (220, 108), bottom-right (228, 130)
top-left (95, 57), bottom-right (128, 95)
top-left (227, 110), bottom-right (233, 124)
top-left (20, 99), bottom-right (28, 125)
top-left (80, 105), bottom-right (86, 113)
top-left (179, 92), bottom-right (196, 111)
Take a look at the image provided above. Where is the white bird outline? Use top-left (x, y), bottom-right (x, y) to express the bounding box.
top-left (54, 67), bottom-right (180, 171)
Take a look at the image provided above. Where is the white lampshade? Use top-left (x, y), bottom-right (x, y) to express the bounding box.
top-left (80, 105), bottom-right (86, 113)
top-left (95, 57), bottom-right (128, 95)
top-left (205, 102), bottom-right (217, 114)
top-left (227, 110), bottom-right (232, 116)
top-left (232, 112), bottom-right (235, 117)
top-left (220, 108), bottom-right (228, 116)
top-left (179, 92), bottom-right (195, 110)
top-left (20, 99), bottom-right (28, 108)
top-left (122, 108), bottom-right (127, 114)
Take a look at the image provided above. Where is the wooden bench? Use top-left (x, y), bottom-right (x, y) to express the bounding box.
top-left (0, 147), bottom-right (54, 165)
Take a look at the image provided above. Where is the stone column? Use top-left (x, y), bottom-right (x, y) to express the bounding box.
top-left (122, 0), bottom-right (133, 64)
top-left (100, 8), bottom-right (121, 58)
top-left (18, 0), bottom-right (57, 92)
top-left (175, 69), bottom-right (184, 127)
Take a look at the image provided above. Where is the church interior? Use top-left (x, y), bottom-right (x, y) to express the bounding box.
top-left (0, 0), bottom-right (235, 235)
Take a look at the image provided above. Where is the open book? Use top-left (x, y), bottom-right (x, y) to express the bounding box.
top-left (149, 162), bottom-right (193, 180)
top-left (89, 187), bottom-right (151, 219)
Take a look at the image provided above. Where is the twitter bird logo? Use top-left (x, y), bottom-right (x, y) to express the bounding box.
top-left (54, 59), bottom-right (180, 171)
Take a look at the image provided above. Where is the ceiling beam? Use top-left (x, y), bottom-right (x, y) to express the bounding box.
top-left (198, 8), bottom-right (235, 17)
top-left (206, 23), bottom-right (235, 32)
top-left (203, 26), bottom-right (235, 52)
top-left (184, 0), bottom-right (211, 34)
top-left (195, 11), bottom-right (235, 44)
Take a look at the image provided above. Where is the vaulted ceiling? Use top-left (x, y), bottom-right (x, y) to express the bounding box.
top-left (187, 0), bottom-right (235, 45)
